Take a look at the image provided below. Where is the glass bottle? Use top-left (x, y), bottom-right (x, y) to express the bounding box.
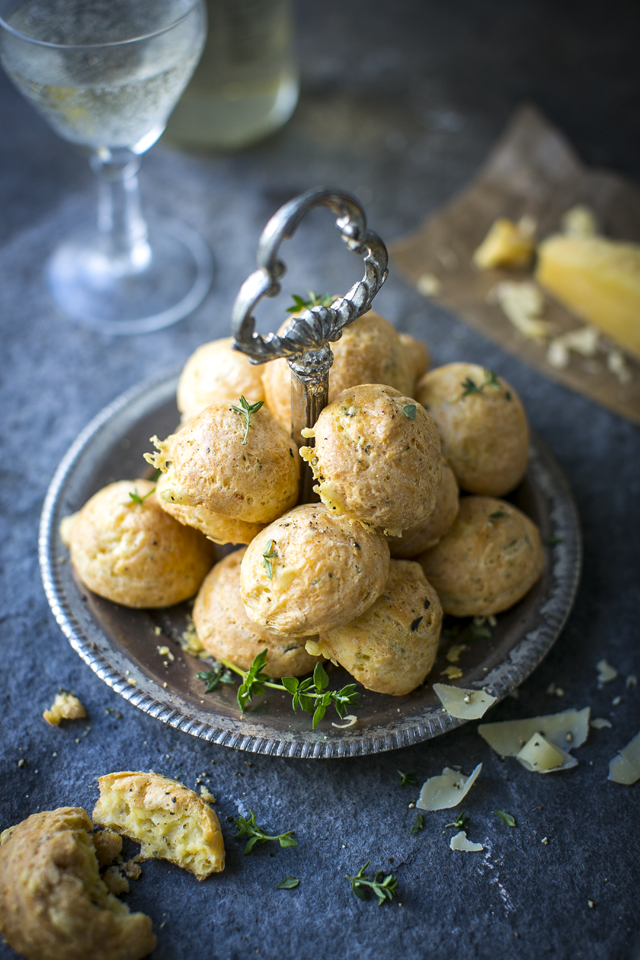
top-left (165, 0), bottom-right (298, 150)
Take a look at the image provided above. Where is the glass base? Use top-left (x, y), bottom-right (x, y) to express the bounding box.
top-left (47, 220), bottom-right (214, 335)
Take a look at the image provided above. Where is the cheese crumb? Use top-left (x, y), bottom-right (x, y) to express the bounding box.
top-left (43, 691), bottom-right (87, 726)
top-left (494, 281), bottom-right (556, 340)
top-left (416, 273), bottom-right (441, 297)
top-left (417, 763), bottom-right (482, 811)
top-left (331, 715), bottom-right (358, 729)
top-left (547, 325), bottom-right (600, 370)
top-left (157, 645), bottom-right (175, 662)
top-left (442, 666), bottom-right (463, 680)
top-left (446, 644), bottom-right (466, 664)
top-left (626, 675), bottom-right (638, 689)
top-left (561, 205), bottom-right (598, 238)
top-left (432, 683), bottom-right (496, 720)
top-left (590, 718), bottom-right (613, 730)
top-left (200, 785), bottom-right (216, 803)
top-left (596, 659), bottom-right (618, 685)
top-left (450, 831), bottom-right (484, 853)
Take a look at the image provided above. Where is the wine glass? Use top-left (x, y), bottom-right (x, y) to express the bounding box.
top-left (0, 0), bottom-right (212, 334)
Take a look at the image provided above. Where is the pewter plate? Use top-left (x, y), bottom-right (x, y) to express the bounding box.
top-left (39, 370), bottom-right (582, 759)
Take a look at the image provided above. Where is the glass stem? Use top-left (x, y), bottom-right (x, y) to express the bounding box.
top-left (90, 148), bottom-right (151, 274)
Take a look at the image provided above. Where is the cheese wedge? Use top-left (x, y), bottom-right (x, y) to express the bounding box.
top-left (536, 234), bottom-right (640, 360)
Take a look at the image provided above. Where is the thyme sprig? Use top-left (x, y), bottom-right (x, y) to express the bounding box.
top-left (126, 486), bottom-right (155, 506)
top-left (233, 810), bottom-right (298, 854)
top-left (286, 292), bottom-right (334, 314)
top-left (345, 863), bottom-right (399, 905)
top-left (199, 651), bottom-right (360, 728)
top-left (230, 395), bottom-right (264, 444)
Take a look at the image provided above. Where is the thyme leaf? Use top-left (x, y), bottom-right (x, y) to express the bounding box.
top-left (495, 809), bottom-right (516, 828)
top-left (410, 813), bottom-right (424, 835)
top-left (276, 876), bottom-right (300, 889)
top-left (127, 486), bottom-right (155, 506)
top-left (262, 540), bottom-right (278, 579)
top-left (398, 770), bottom-right (418, 787)
top-left (403, 404), bottom-right (417, 420)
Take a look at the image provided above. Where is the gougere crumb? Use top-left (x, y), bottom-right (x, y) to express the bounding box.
top-left (43, 691), bottom-right (87, 726)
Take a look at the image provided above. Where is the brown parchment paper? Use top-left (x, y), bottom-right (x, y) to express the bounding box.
top-left (390, 104), bottom-right (640, 425)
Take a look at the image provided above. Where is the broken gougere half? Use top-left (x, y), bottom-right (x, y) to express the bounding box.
top-left (0, 807), bottom-right (156, 960)
top-left (92, 772), bottom-right (225, 881)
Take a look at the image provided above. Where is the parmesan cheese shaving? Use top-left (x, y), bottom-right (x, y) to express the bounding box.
top-left (478, 707), bottom-right (590, 756)
top-left (590, 718), bottom-right (613, 730)
top-left (516, 732), bottom-right (577, 773)
top-left (416, 763), bottom-right (482, 812)
top-left (608, 729), bottom-right (640, 785)
top-left (432, 683), bottom-right (497, 720)
top-left (450, 831), bottom-right (484, 852)
top-left (547, 325), bottom-right (600, 370)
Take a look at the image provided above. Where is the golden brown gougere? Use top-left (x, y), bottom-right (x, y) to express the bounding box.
top-left (240, 503), bottom-right (390, 638)
top-left (416, 362), bottom-right (529, 497)
top-left (65, 479), bottom-right (215, 608)
top-left (301, 383), bottom-right (442, 537)
top-left (177, 336), bottom-right (266, 423)
top-left (418, 496), bottom-right (543, 617)
top-left (147, 401), bottom-right (300, 528)
top-left (315, 559), bottom-right (443, 696)
top-left (194, 548), bottom-right (324, 677)
top-left (262, 311), bottom-right (417, 429)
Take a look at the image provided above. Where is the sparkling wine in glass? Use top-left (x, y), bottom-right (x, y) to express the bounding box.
top-left (0, 0), bottom-right (211, 334)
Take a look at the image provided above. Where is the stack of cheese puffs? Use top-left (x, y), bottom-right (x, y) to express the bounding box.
top-left (63, 310), bottom-right (542, 698)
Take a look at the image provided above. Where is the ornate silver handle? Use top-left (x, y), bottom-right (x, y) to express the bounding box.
top-left (231, 187), bottom-right (388, 501)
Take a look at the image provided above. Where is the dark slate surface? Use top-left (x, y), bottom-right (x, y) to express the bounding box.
top-left (1, 2), bottom-right (639, 958)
